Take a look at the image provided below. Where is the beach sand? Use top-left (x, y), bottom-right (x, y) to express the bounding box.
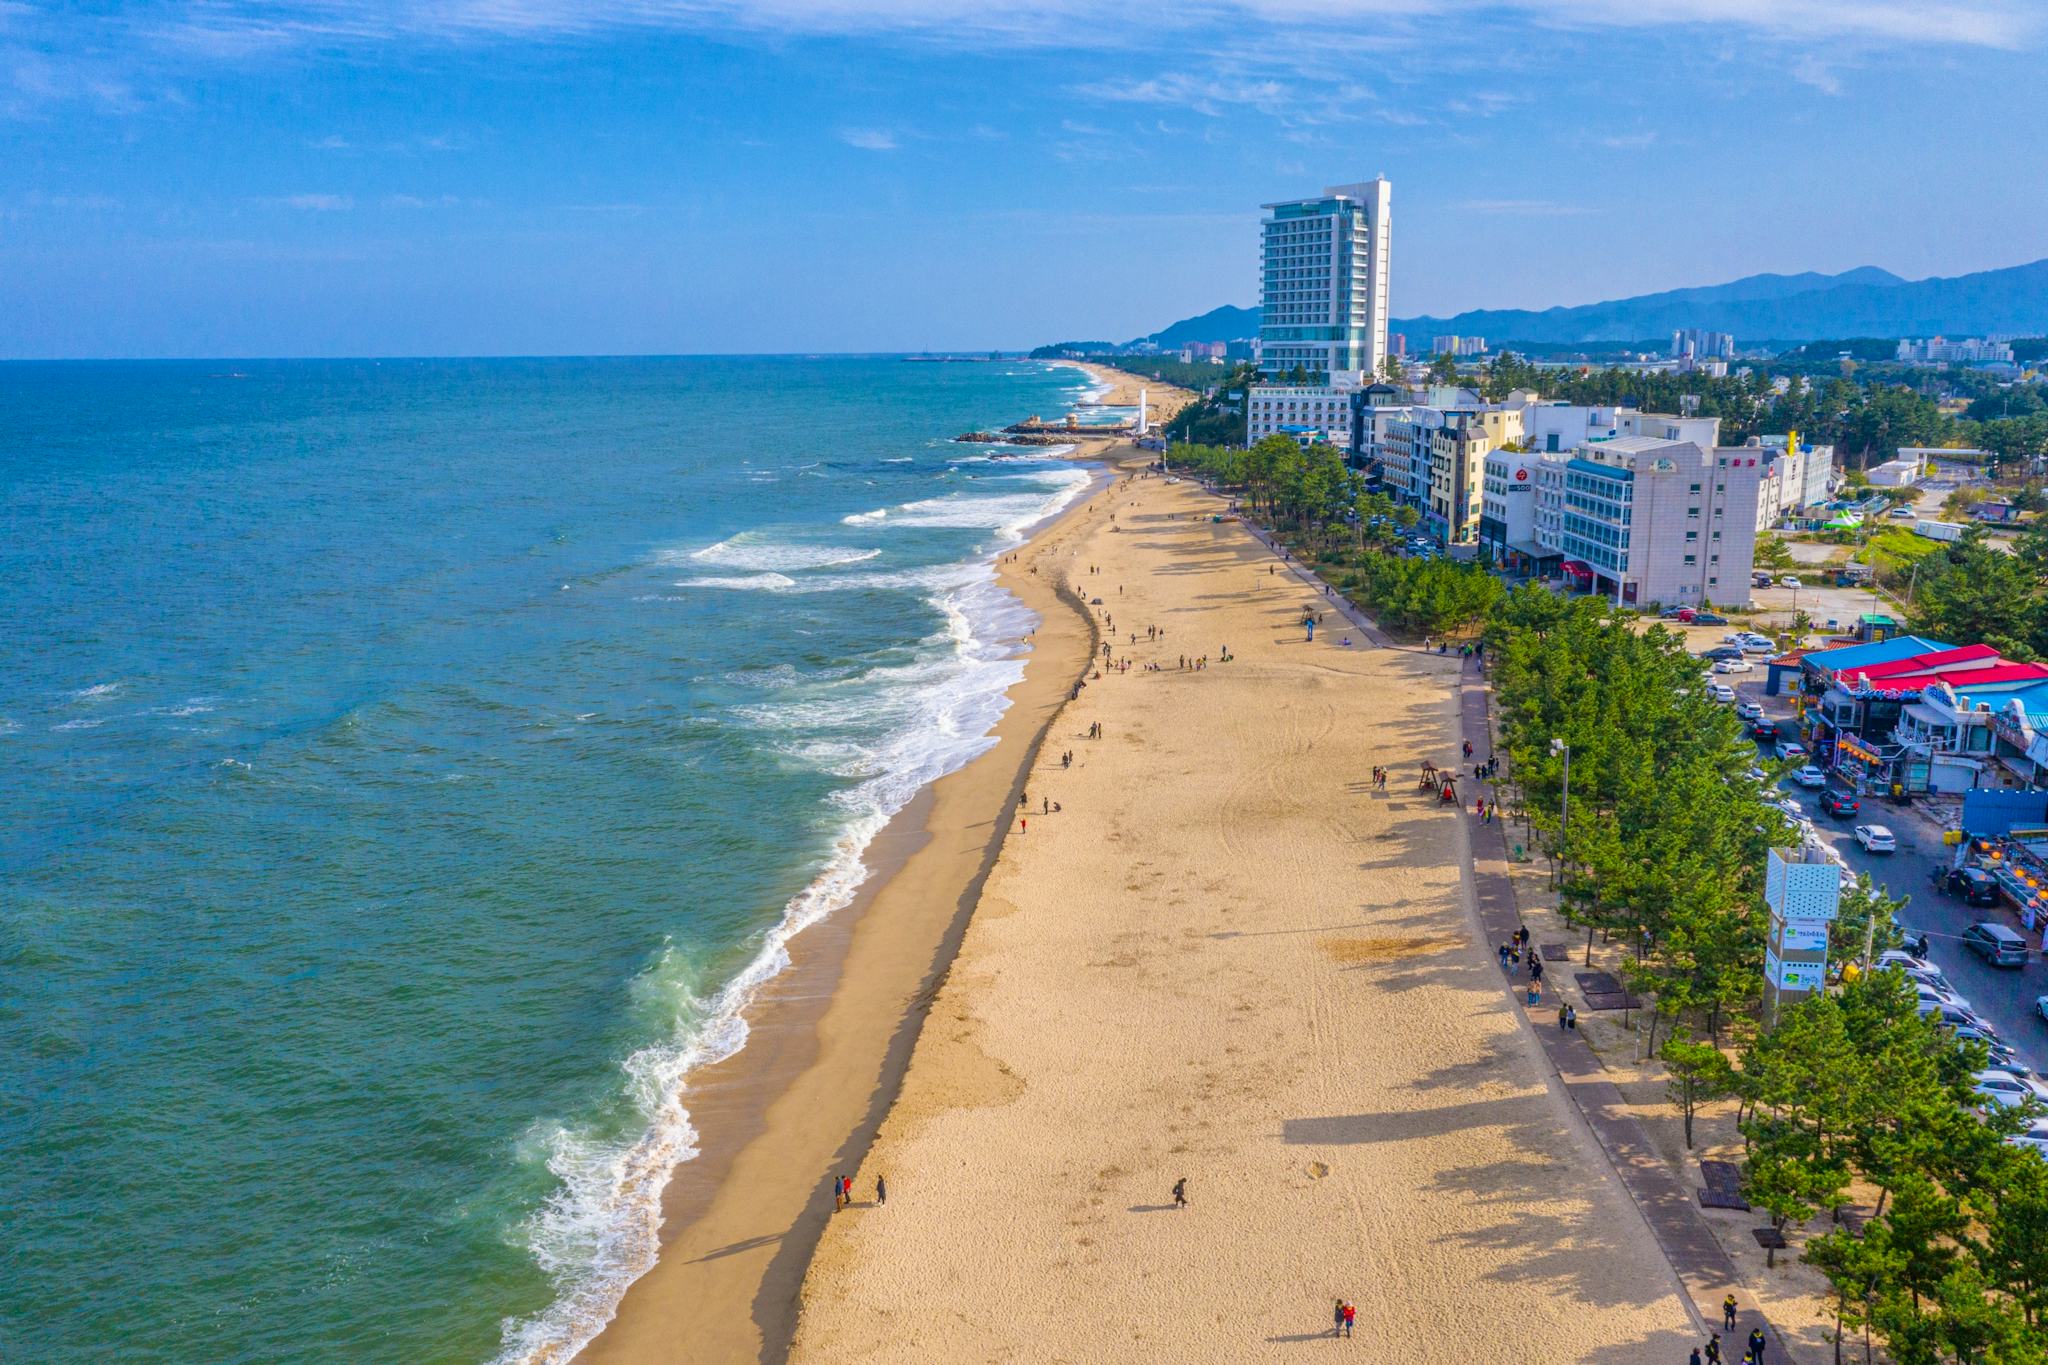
top-left (580, 467), bottom-right (1114, 1365)
top-left (786, 466), bottom-right (1702, 1362)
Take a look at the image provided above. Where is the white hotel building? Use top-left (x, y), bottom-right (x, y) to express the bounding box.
top-left (1244, 178), bottom-right (1392, 448)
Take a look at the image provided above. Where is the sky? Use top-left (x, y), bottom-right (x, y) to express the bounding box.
top-left (2, 0), bottom-right (2045, 358)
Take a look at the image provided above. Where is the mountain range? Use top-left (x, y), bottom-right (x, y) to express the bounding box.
top-left (1122, 258), bottom-right (2048, 350)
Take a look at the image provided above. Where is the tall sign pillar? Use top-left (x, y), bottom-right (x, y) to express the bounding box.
top-left (1135, 387), bottom-right (1149, 437)
top-left (1764, 844), bottom-right (1842, 1027)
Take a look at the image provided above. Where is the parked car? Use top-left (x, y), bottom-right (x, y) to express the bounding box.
top-left (1955, 1028), bottom-right (2022, 1070)
top-left (2008, 1119), bottom-right (2048, 1155)
top-left (1736, 701), bottom-right (1765, 722)
top-left (1779, 575), bottom-right (1804, 588)
top-left (2033, 993), bottom-right (2048, 1025)
top-left (1740, 638), bottom-right (1777, 655)
top-left (1695, 611), bottom-right (1729, 625)
top-left (1963, 920), bottom-right (2029, 967)
top-left (1714, 659), bottom-right (1754, 674)
top-left (1855, 824), bottom-right (1898, 853)
top-left (1976, 1070), bottom-right (2048, 1111)
top-left (1940, 867), bottom-right (2000, 906)
top-left (1792, 765), bottom-right (1828, 788)
top-left (1707, 683), bottom-right (1736, 703)
top-left (1822, 790), bottom-right (1861, 817)
top-left (1922, 997), bottom-right (1996, 1030)
top-left (1700, 645), bottom-right (1745, 662)
top-left (1775, 740), bottom-right (1808, 761)
top-left (1660, 606), bottom-right (1697, 622)
top-left (1890, 505), bottom-right (1917, 518)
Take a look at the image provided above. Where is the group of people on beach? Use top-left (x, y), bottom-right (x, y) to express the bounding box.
top-left (1691, 1300), bottom-right (1771, 1364)
top-left (832, 1173), bottom-right (884, 1210)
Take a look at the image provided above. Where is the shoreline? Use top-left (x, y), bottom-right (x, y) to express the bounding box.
top-left (576, 453), bottom-right (1124, 1363)
top-left (784, 458), bottom-right (1700, 1362)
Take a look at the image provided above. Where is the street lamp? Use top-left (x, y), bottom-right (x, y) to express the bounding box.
top-left (1552, 736), bottom-right (1571, 888)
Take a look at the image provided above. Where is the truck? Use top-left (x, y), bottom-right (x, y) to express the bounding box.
top-left (1915, 520), bottom-right (1965, 543)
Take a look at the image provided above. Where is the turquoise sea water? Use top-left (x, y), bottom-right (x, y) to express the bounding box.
top-left (0, 356), bottom-right (1100, 1363)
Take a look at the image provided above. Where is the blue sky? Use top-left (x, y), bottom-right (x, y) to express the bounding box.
top-left (3, 0), bottom-right (2044, 357)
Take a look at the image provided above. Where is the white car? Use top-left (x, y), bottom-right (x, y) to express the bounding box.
top-left (1855, 824), bottom-right (1898, 853)
top-left (2034, 994), bottom-right (2048, 1024)
top-left (1736, 702), bottom-right (1765, 722)
top-left (1707, 683), bottom-right (1736, 703)
top-left (1975, 1071), bottom-right (2048, 1111)
top-left (1780, 575), bottom-right (1804, 588)
top-left (2007, 1119), bottom-right (2048, 1155)
top-left (1793, 765), bottom-right (1828, 788)
top-left (1714, 659), bottom-right (1754, 674)
top-left (1776, 740), bottom-right (1808, 761)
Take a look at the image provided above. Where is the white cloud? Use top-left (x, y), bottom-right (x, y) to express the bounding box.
top-left (280, 192), bottom-right (353, 210)
top-left (1792, 54), bottom-right (1843, 94)
top-left (838, 127), bottom-right (897, 150)
top-left (1599, 130), bottom-right (1659, 149)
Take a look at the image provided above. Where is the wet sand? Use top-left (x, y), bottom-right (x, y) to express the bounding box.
top-left (579, 466), bottom-right (1116, 1364)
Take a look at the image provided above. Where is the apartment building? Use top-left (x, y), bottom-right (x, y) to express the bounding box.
top-left (1752, 435), bottom-right (1838, 528)
top-left (1257, 178), bottom-right (1392, 382)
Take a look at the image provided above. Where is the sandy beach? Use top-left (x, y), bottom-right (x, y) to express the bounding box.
top-left (786, 463), bottom-right (1702, 1362)
top-left (583, 424), bottom-right (1155, 1363)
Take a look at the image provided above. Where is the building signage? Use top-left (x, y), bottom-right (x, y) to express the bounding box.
top-left (1995, 713), bottom-right (2032, 752)
top-left (1765, 951), bottom-right (1827, 992)
top-left (1838, 736), bottom-right (1881, 766)
top-left (1776, 922), bottom-right (1829, 953)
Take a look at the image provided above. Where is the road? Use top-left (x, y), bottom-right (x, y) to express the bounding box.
top-left (1755, 729), bottom-right (2048, 1075)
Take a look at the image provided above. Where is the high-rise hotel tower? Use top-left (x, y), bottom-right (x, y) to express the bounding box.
top-left (1256, 178), bottom-right (1391, 384)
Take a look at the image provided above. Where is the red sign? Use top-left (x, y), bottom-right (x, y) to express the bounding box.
top-left (1515, 468), bottom-right (1528, 480)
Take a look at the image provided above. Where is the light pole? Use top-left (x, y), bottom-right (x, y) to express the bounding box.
top-left (1552, 735), bottom-right (1571, 886)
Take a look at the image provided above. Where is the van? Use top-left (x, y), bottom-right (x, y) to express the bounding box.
top-left (1753, 571), bottom-right (1773, 588)
top-left (1963, 921), bottom-right (2029, 968)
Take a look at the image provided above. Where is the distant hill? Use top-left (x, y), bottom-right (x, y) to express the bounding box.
top-left (1125, 305), bottom-right (1259, 350)
top-left (1117, 257), bottom-right (2048, 351)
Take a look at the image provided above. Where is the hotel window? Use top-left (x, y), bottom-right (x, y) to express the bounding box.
top-left (1684, 554), bottom-right (1697, 564)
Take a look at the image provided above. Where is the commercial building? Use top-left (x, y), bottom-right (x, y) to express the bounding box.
top-left (1552, 436), bottom-right (1763, 608)
top-left (1257, 178), bottom-right (1392, 383)
top-left (1867, 454), bottom-right (1924, 487)
top-left (1245, 385), bottom-right (1360, 451)
top-left (1514, 402), bottom-right (1721, 455)
top-left (1431, 335), bottom-right (1487, 357)
top-left (1422, 411), bottom-right (1495, 545)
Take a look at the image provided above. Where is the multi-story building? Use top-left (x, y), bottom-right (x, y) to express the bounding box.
top-left (1479, 448), bottom-right (1545, 569)
top-left (1379, 407), bottom-right (1442, 509)
top-left (1245, 385), bottom-right (1360, 451)
top-left (1671, 328), bottom-right (1736, 360)
top-left (1897, 337), bottom-right (2015, 365)
top-left (1431, 335), bottom-right (1487, 357)
top-left (1257, 178), bottom-right (1391, 383)
top-left (1752, 434), bottom-right (1837, 528)
top-left (1514, 402), bottom-right (1722, 455)
top-left (1552, 437), bottom-right (1764, 607)
top-left (1423, 411), bottom-right (1495, 545)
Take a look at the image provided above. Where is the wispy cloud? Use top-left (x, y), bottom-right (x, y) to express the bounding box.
top-left (838, 127), bottom-right (897, 150)
top-left (1599, 130), bottom-right (1659, 149)
top-left (1792, 54), bottom-right (1843, 94)
top-left (1457, 199), bottom-right (1594, 216)
top-left (277, 193), bottom-right (354, 211)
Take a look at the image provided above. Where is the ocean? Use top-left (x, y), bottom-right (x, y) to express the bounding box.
top-left (0, 356), bottom-right (1107, 1362)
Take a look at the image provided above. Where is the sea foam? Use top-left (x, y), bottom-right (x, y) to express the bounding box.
top-left (492, 465), bottom-right (1088, 1365)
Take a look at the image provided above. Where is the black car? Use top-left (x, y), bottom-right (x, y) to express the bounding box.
top-left (1695, 611), bottom-right (1729, 625)
top-left (1750, 721), bottom-right (1779, 741)
top-left (1822, 791), bottom-right (1861, 818)
top-left (1701, 645), bottom-right (1745, 661)
top-left (1942, 867), bottom-right (2001, 907)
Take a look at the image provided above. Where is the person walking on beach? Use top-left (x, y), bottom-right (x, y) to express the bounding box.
top-left (876, 1175), bottom-right (887, 1205)
top-left (1341, 1302), bottom-right (1355, 1338)
top-left (1333, 1300), bottom-right (1346, 1338)
top-left (1705, 1332), bottom-right (1722, 1363)
top-left (1747, 1327), bottom-right (1767, 1361)
top-left (1172, 1177), bottom-right (1187, 1209)
top-left (834, 1174), bottom-right (847, 1211)
top-left (1723, 1295), bottom-right (1738, 1332)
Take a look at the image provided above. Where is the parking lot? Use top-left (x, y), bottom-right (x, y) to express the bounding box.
top-left (1727, 672), bottom-right (2048, 1076)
